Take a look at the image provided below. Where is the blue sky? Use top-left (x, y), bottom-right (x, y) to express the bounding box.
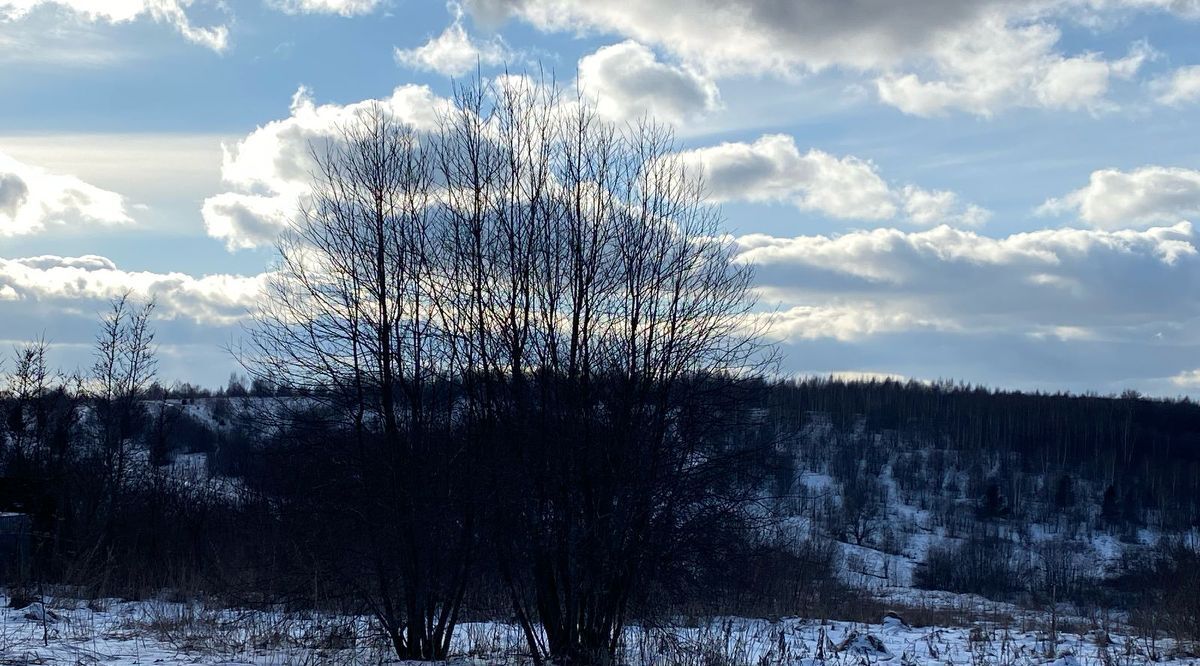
top-left (2, 0), bottom-right (1200, 394)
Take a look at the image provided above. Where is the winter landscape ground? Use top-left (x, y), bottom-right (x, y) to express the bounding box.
top-left (3, 392), bottom-right (1197, 665)
top-left (0, 588), bottom-right (1193, 664)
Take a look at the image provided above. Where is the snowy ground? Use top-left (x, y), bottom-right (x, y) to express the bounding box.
top-left (0, 594), bottom-right (1194, 665)
top-left (11, 406), bottom-right (1188, 664)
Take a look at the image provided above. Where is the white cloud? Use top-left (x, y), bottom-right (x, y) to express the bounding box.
top-left (875, 23), bottom-right (1152, 117)
top-left (0, 0), bottom-right (230, 51)
top-left (202, 85), bottom-right (450, 249)
top-left (1170, 368), bottom-right (1200, 387)
top-left (761, 303), bottom-right (955, 342)
top-left (268, 0), bottom-right (382, 15)
top-left (736, 221), bottom-right (1197, 342)
top-left (464, 0), bottom-right (1022, 74)
top-left (1039, 165), bottom-right (1200, 229)
top-left (0, 150), bottom-right (132, 236)
top-left (677, 134), bottom-right (988, 226)
top-left (466, 1), bottom-right (1174, 117)
top-left (0, 254), bottom-right (267, 326)
top-left (201, 192), bottom-right (294, 250)
top-left (1153, 64), bottom-right (1200, 106)
top-left (577, 41), bottom-right (719, 124)
top-left (395, 10), bottom-right (511, 76)
top-left (0, 133), bottom-right (225, 211)
top-left (901, 186), bottom-right (992, 227)
top-left (466, 1), bottom-right (1188, 72)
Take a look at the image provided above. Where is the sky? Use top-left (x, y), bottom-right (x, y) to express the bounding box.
top-left (2, 0), bottom-right (1200, 395)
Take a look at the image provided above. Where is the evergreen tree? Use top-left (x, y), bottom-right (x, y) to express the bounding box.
top-left (1101, 485), bottom-right (1120, 525)
top-left (1054, 474), bottom-right (1075, 511)
top-left (979, 482), bottom-right (1008, 519)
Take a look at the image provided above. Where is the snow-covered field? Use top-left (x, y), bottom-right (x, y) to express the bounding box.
top-left (0, 594), bottom-right (1194, 665)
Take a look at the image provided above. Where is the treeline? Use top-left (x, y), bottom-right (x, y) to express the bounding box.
top-left (761, 376), bottom-right (1200, 639)
top-left (766, 377), bottom-right (1200, 531)
top-left (778, 377), bottom-right (1200, 469)
top-left (0, 296), bottom-right (259, 593)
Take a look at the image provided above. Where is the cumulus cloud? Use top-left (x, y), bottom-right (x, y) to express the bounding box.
top-left (202, 85), bottom-right (450, 249)
top-left (466, 0), bottom-right (1175, 117)
top-left (577, 41), bottom-right (719, 124)
top-left (1170, 368), bottom-right (1200, 387)
top-left (201, 192), bottom-right (294, 250)
top-left (0, 254), bottom-right (267, 325)
top-left (1153, 64), bottom-right (1200, 106)
top-left (14, 255), bottom-right (116, 271)
top-left (875, 26), bottom-right (1152, 117)
top-left (677, 134), bottom-right (988, 226)
top-left (0, 150), bottom-right (132, 236)
top-left (465, 1), bottom-right (1191, 72)
top-left (736, 221), bottom-right (1198, 343)
top-left (901, 186), bottom-right (992, 227)
top-left (0, 0), bottom-right (230, 51)
top-left (1039, 165), bottom-right (1200, 229)
top-left (395, 7), bottom-right (511, 76)
top-left (0, 172), bottom-right (28, 217)
top-left (464, 0), bottom-right (1025, 74)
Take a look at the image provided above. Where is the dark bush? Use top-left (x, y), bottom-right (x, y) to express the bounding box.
top-left (915, 535), bottom-right (1024, 599)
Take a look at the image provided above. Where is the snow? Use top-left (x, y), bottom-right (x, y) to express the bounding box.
top-left (18, 405), bottom-right (1184, 664)
top-left (0, 593), bottom-right (1194, 665)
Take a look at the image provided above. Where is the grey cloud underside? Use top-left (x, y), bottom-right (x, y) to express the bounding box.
top-left (465, 0), bottom-right (1192, 72)
top-left (0, 254), bottom-right (267, 327)
top-left (203, 194), bottom-right (290, 249)
top-left (468, 0), bottom-right (1020, 67)
top-left (678, 135), bottom-right (986, 225)
top-left (740, 223), bottom-right (1198, 341)
top-left (578, 41), bottom-right (718, 123)
top-left (0, 172), bottom-right (28, 216)
top-left (465, 0), bottom-right (1195, 117)
top-left (13, 254), bottom-right (117, 271)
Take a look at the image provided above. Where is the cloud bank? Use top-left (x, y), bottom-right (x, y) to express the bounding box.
top-left (737, 221), bottom-right (1197, 343)
top-left (0, 254), bottom-right (267, 326)
top-left (465, 0), bottom-right (1182, 116)
top-left (677, 134), bottom-right (988, 226)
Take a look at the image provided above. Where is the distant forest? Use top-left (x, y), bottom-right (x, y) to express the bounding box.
top-left (3, 352), bottom-right (1200, 647)
top-left (768, 377), bottom-right (1200, 529)
top-left (147, 371), bottom-right (1200, 533)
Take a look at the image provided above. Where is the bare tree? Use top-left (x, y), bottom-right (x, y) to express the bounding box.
top-left (437, 76), bottom-right (771, 665)
top-left (245, 73), bottom-right (770, 664)
top-left (87, 293), bottom-right (157, 580)
top-left (244, 104), bottom-right (469, 660)
top-left (5, 337), bottom-right (52, 471)
top-left (92, 293), bottom-right (157, 478)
